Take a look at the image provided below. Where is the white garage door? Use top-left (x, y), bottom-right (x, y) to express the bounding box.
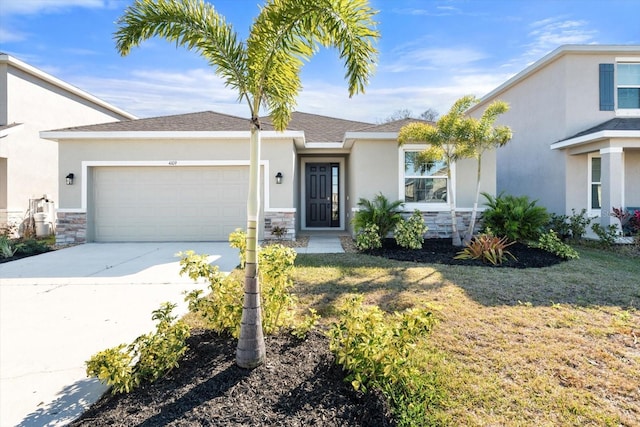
top-left (91, 166), bottom-right (262, 242)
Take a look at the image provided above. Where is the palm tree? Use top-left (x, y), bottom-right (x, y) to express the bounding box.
top-left (115, 0), bottom-right (379, 368)
top-left (460, 100), bottom-right (512, 244)
top-left (398, 96), bottom-right (476, 246)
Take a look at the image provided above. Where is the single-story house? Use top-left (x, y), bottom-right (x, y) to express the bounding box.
top-left (0, 54), bottom-right (136, 234)
top-left (42, 111), bottom-right (497, 243)
top-left (467, 45), bottom-right (640, 230)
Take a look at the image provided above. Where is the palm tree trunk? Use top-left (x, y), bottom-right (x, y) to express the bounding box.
top-left (448, 167), bottom-right (462, 246)
top-left (464, 155), bottom-right (482, 245)
top-left (236, 122), bottom-right (266, 369)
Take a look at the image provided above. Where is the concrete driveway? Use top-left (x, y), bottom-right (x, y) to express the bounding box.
top-left (0, 242), bottom-right (239, 427)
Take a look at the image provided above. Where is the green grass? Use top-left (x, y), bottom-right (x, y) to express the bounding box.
top-left (293, 246), bottom-right (640, 426)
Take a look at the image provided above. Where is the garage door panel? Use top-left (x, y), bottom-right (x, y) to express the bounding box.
top-left (92, 166), bottom-right (262, 242)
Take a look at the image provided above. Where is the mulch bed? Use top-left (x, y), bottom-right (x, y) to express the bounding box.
top-left (69, 238), bottom-right (564, 426)
top-left (365, 238), bottom-right (564, 268)
top-left (70, 330), bottom-right (394, 427)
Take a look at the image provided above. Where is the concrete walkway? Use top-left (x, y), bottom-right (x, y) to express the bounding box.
top-left (295, 235), bottom-right (345, 254)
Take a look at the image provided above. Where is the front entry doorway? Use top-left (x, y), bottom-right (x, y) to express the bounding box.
top-left (305, 163), bottom-right (340, 228)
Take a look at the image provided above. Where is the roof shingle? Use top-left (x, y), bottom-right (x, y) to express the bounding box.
top-left (47, 110), bottom-right (375, 142)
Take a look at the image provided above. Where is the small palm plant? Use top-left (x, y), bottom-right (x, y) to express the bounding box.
top-left (352, 193), bottom-right (404, 241)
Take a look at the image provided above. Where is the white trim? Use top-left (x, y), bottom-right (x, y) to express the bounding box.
top-left (41, 130), bottom-right (303, 141)
top-left (616, 56), bottom-right (640, 63)
top-left (300, 157), bottom-right (346, 231)
top-left (1, 54), bottom-right (136, 120)
top-left (588, 153), bottom-right (602, 217)
top-left (0, 123), bottom-right (25, 138)
top-left (265, 208), bottom-right (296, 213)
top-left (344, 131), bottom-right (398, 140)
top-left (600, 147), bottom-right (624, 154)
top-left (551, 130), bottom-right (640, 150)
top-left (79, 160), bottom-right (270, 212)
top-left (398, 145), bottom-right (453, 210)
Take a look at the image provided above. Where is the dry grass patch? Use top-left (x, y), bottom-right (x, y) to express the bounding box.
top-left (294, 246), bottom-right (640, 426)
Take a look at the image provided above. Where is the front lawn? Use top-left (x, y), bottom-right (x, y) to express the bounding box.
top-left (294, 245), bottom-right (639, 426)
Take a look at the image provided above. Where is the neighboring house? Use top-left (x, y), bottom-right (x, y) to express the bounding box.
top-left (42, 111), bottom-right (497, 244)
top-left (0, 54), bottom-right (136, 235)
top-left (467, 45), bottom-right (640, 230)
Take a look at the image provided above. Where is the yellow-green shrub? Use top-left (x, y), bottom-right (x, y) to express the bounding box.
top-left (179, 236), bottom-right (318, 338)
top-left (86, 302), bottom-right (190, 394)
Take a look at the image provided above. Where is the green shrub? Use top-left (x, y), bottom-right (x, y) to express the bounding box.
top-left (229, 228), bottom-right (247, 268)
top-left (0, 236), bottom-right (17, 258)
top-left (14, 238), bottom-right (50, 256)
top-left (352, 193), bottom-right (404, 240)
top-left (394, 210), bottom-right (428, 250)
top-left (258, 244), bottom-right (297, 335)
top-left (355, 224), bottom-right (382, 251)
top-left (179, 240), bottom-right (318, 338)
top-left (481, 192), bottom-right (549, 241)
top-left (591, 223), bottom-right (619, 247)
top-left (533, 230), bottom-right (579, 260)
top-left (454, 233), bottom-right (516, 265)
top-left (86, 302), bottom-right (190, 394)
top-left (567, 209), bottom-right (591, 240)
top-left (328, 296), bottom-right (439, 425)
top-left (547, 213), bottom-right (571, 240)
top-left (179, 251), bottom-right (244, 336)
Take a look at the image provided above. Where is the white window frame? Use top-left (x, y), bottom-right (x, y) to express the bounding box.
top-left (615, 57), bottom-right (640, 117)
top-left (398, 145), bottom-right (453, 211)
top-left (588, 153), bottom-right (601, 217)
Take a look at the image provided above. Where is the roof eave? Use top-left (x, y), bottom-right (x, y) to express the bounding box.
top-left (40, 130), bottom-right (305, 141)
top-left (551, 130), bottom-right (640, 150)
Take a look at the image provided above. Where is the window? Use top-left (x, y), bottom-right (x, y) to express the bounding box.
top-left (617, 63), bottom-right (640, 109)
top-left (590, 156), bottom-right (601, 210)
top-left (403, 151), bottom-right (448, 204)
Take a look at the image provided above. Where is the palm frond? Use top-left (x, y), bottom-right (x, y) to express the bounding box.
top-left (247, 0), bottom-right (379, 130)
top-left (115, 0), bottom-right (250, 106)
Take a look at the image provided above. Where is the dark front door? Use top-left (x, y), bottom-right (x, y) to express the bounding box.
top-left (306, 163), bottom-right (337, 227)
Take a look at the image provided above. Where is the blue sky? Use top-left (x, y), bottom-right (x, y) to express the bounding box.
top-left (1, 0), bottom-right (639, 123)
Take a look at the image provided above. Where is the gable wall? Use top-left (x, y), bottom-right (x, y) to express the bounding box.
top-left (1, 63), bottom-right (131, 226)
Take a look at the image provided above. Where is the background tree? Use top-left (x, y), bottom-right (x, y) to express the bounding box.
top-left (115, 0), bottom-right (379, 369)
top-left (418, 108), bottom-right (439, 121)
top-left (380, 107), bottom-right (439, 123)
top-left (398, 96), bottom-right (476, 246)
top-left (460, 100), bottom-right (512, 244)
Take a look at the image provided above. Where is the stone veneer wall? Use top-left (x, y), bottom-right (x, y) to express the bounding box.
top-left (264, 211), bottom-right (296, 240)
top-left (417, 211), bottom-right (482, 238)
top-left (56, 212), bottom-right (87, 245)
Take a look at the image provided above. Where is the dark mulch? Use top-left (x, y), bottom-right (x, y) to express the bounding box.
top-left (70, 330), bottom-right (395, 427)
top-left (365, 238), bottom-right (564, 268)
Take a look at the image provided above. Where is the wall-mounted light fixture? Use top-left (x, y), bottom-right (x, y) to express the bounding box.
top-left (65, 173), bottom-right (74, 185)
top-left (275, 172), bottom-right (283, 184)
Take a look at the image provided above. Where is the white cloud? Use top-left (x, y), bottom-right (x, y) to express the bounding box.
top-left (383, 47), bottom-right (488, 73)
top-left (70, 68), bottom-right (248, 119)
top-left (525, 17), bottom-right (597, 60)
top-left (0, 27), bottom-right (27, 43)
top-left (1, 0), bottom-right (109, 15)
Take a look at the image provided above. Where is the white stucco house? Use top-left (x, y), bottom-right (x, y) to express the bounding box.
top-left (0, 54), bottom-right (136, 235)
top-left (467, 45), bottom-right (640, 230)
top-left (42, 111), bottom-right (497, 244)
